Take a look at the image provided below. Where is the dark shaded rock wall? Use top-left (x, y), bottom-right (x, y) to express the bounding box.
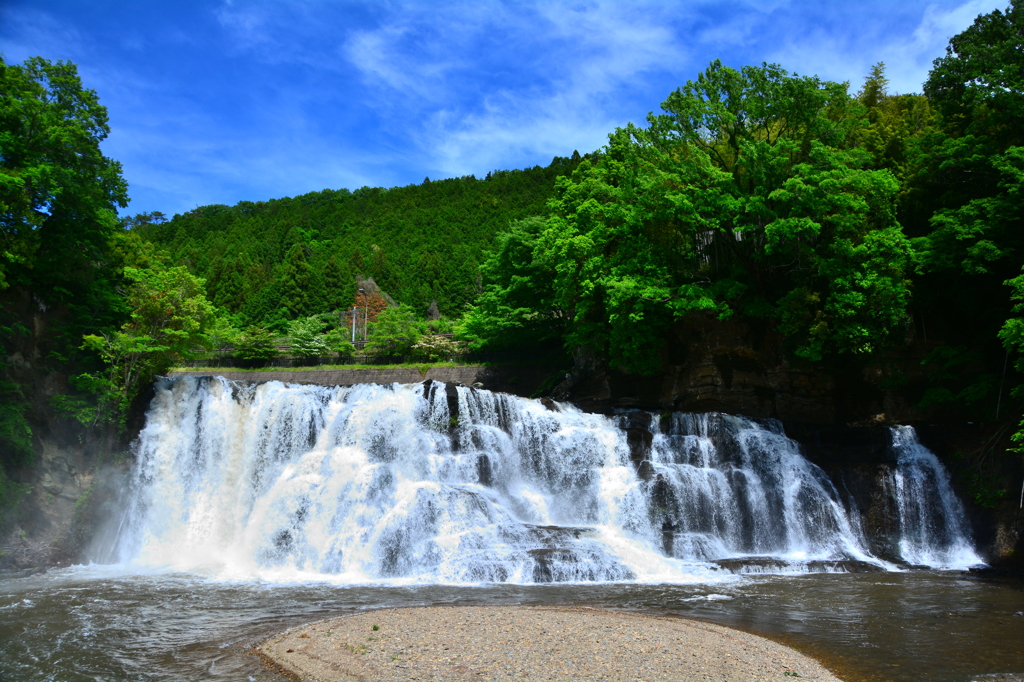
top-left (1, 288), bottom-right (131, 570)
top-left (553, 312), bottom-right (939, 426)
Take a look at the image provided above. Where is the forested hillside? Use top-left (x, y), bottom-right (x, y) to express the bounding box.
top-left (135, 157), bottom-right (583, 329)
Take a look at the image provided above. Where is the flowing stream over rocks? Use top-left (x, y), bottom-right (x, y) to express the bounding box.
top-left (105, 376), bottom-right (980, 580)
top-left (2, 376), bottom-right (1014, 682)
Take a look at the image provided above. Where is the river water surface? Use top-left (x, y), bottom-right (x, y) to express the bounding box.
top-left (2, 567), bottom-right (1021, 681)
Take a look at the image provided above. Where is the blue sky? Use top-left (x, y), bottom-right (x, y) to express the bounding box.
top-left (1, 0), bottom-right (1006, 218)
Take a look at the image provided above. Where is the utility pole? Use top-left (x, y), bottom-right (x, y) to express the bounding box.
top-left (357, 288), bottom-right (366, 349)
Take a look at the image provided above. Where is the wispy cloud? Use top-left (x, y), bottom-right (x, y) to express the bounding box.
top-left (337, 0), bottom-right (695, 175)
top-left (2, 0), bottom-right (1011, 215)
top-left (763, 0), bottom-right (1005, 94)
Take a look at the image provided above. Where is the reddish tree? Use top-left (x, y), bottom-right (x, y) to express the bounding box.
top-left (353, 290), bottom-right (387, 323)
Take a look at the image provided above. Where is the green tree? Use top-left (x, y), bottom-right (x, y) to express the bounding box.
top-left (412, 334), bottom-right (461, 360)
top-left (485, 62), bottom-right (913, 372)
top-left (460, 217), bottom-right (565, 350)
top-left (0, 56), bottom-right (130, 497)
top-left (324, 328), bottom-right (355, 359)
top-left (320, 255), bottom-right (353, 312)
top-left (916, 2), bottom-right (1024, 278)
top-left (78, 266), bottom-right (218, 425)
top-left (287, 316), bottom-right (329, 360)
top-left (908, 1), bottom-right (1024, 421)
top-left (366, 305), bottom-right (424, 355)
top-left (234, 326), bottom-right (280, 362)
top-left (0, 56), bottom-right (128, 293)
top-left (925, 0), bottom-right (1024, 146)
top-left (280, 244), bottom-right (312, 318)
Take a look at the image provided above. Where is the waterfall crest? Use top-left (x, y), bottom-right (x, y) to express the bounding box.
top-left (109, 377), bottom-right (980, 582)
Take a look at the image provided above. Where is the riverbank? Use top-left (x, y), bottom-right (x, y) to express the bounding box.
top-left (260, 605), bottom-right (843, 681)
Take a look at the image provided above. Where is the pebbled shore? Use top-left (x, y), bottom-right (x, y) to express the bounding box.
top-left (260, 605), bottom-right (843, 681)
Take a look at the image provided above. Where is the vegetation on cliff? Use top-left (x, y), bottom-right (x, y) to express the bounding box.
top-left (0, 56), bottom-right (130, 517)
top-left (465, 62), bottom-right (914, 374)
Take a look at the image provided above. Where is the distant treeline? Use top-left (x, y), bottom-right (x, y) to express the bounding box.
top-left (134, 157), bottom-right (584, 330)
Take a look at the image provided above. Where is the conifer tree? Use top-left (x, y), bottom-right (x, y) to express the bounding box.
top-left (280, 244), bottom-right (315, 318)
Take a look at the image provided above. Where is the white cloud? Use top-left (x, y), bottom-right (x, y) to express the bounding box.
top-left (5, 0), bottom-right (1012, 216)
top-left (337, 0), bottom-right (694, 176)
top-left (765, 0), bottom-right (1005, 95)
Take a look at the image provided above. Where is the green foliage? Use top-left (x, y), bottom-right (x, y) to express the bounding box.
top-left (0, 377), bottom-right (32, 465)
top-left (964, 471), bottom-right (1007, 508)
top-left (287, 316), bottom-right (329, 359)
top-left (0, 464), bottom-right (30, 529)
top-left (855, 63), bottom-right (938, 181)
top-left (77, 265), bottom-right (218, 425)
top-left (0, 56), bottom-right (129, 294)
top-left (324, 328), bottom-right (355, 358)
top-left (460, 217), bottom-right (565, 350)
top-left (233, 326), bottom-right (280, 362)
top-left (48, 393), bottom-right (98, 429)
top-left (133, 156), bottom-right (584, 325)
top-left (474, 61), bottom-right (913, 372)
top-left (366, 305), bottom-right (424, 356)
top-left (412, 335), bottom-right (461, 360)
top-left (925, 0), bottom-right (1024, 146)
top-left (911, 3), bottom-right (1024, 368)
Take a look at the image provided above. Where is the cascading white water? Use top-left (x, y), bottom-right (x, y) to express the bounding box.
top-left (889, 425), bottom-right (982, 568)
top-left (643, 413), bottom-right (874, 564)
top-left (109, 376), bottom-right (979, 582)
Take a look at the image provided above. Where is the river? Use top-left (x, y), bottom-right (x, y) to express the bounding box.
top-left (1, 568), bottom-right (1021, 681)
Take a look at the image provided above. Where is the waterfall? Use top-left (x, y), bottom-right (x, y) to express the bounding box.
top-left (889, 425), bottom-right (982, 568)
top-left (643, 413), bottom-right (873, 565)
top-left (108, 377), bottom-right (980, 582)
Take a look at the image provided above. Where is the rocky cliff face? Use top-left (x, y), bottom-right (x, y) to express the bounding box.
top-left (549, 313), bottom-right (1021, 563)
top-left (1, 432), bottom-right (127, 571)
top-left (553, 311), bottom-right (935, 425)
top-left (0, 288), bottom-right (129, 571)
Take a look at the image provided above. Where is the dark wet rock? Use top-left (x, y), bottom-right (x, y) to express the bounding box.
top-left (445, 382), bottom-right (460, 427)
top-left (968, 556), bottom-right (1024, 580)
top-left (527, 547), bottom-right (634, 583)
top-left (621, 412), bottom-right (653, 431)
top-left (713, 557), bottom-right (791, 573)
top-left (522, 524), bottom-right (595, 540)
top-left (636, 460), bottom-right (656, 481)
top-left (806, 560), bottom-right (886, 574)
top-left (625, 428), bottom-right (653, 464)
top-left (476, 455), bottom-right (493, 487)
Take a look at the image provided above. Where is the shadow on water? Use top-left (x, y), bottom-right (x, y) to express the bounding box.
top-left (1, 568), bottom-right (1022, 682)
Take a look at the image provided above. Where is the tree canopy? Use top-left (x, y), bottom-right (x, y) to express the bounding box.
top-left (470, 61), bottom-right (913, 372)
top-left (0, 56), bottom-right (128, 295)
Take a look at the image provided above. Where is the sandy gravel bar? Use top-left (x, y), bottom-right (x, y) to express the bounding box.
top-left (260, 605), bottom-right (843, 681)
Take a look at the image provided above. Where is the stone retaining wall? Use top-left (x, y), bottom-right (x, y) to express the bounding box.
top-left (170, 364), bottom-right (566, 399)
